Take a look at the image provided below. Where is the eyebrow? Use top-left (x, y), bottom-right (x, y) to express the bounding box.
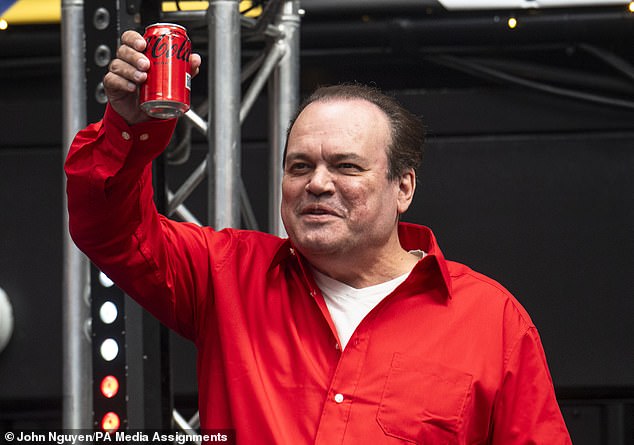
top-left (285, 152), bottom-right (366, 164)
top-left (284, 153), bottom-right (309, 164)
top-left (328, 153), bottom-right (366, 163)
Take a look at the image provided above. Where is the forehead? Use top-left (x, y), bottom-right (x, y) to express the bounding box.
top-left (287, 99), bottom-right (391, 155)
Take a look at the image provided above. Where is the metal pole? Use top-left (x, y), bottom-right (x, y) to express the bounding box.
top-left (208, 0), bottom-right (242, 228)
top-left (269, 0), bottom-right (301, 236)
top-left (61, 0), bottom-right (92, 430)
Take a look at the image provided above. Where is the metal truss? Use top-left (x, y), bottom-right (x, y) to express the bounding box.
top-left (61, 0), bottom-right (301, 433)
top-left (162, 0), bottom-right (301, 234)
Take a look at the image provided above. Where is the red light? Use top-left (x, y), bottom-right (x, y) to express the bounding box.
top-left (101, 412), bottom-right (120, 432)
top-left (100, 375), bottom-right (119, 398)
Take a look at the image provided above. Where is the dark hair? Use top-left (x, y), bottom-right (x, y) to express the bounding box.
top-left (284, 83), bottom-right (425, 181)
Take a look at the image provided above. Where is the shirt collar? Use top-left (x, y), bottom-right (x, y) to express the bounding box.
top-left (270, 238), bottom-right (296, 269)
top-left (270, 222), bottom-right (453, 300)
top-left (397, 222), bottom-right (453, 300)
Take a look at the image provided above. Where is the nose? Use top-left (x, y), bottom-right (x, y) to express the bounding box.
top-left (305, 165), bottom-right (335, 196)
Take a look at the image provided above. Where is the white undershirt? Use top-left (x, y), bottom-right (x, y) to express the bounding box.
top-left (312, 250), bottom-right (425, 350)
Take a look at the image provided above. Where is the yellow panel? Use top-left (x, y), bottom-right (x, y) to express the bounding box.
top-left (162, 1), bottom-right (209, 11)
top-left (1, 0), bottom-right (261, 26)
top-left (239, 0), bottom-right (262, 17)
top-left (2, 0), bottom-right (61, 24)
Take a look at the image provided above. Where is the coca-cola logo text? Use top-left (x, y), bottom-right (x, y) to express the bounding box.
top-left (145, 34), bottom-right (191, 62)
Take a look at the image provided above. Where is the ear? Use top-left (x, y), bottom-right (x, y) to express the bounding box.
top-left (396, 169), bottom-right (416, 215)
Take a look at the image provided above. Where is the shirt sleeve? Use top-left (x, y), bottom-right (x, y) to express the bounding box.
top-left (491, 325), bottom-right (572, 444)
top-left (65, 105), bottom-right (213, 341)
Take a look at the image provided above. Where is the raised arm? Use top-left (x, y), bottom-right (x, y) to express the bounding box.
top-left (64, 30), bottom-right (205, 339)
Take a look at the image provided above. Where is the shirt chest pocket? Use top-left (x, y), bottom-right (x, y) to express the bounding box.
top-left (376, 353), bottom-right (473, 444)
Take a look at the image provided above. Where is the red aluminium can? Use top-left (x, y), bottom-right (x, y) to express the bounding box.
top-left (140, 23), bottom-right (192, 119)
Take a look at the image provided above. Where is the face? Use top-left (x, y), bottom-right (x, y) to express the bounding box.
top-left (281, 99), bottom-right (414, 260)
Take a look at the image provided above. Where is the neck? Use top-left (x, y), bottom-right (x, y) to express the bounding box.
top-left (306, 238), bottom-right (420, 289)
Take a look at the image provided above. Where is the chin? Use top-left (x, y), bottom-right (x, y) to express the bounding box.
top-left (285, 219), bottom-right (349, 254)
top-left (292, 235), bottom-right (343, 258)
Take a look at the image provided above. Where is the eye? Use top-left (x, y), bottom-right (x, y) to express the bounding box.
top-left (287, 161), bottom-right (312, 174)
top-left (337, 163), bottom-right (363, 172)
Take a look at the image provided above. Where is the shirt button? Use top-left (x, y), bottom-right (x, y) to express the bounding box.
top-left (139, 133), bottom-right (149, 141)
top-left (121, 131), bottom-right (131, 140)
top-left (334, 393), bottom-right (344, 404)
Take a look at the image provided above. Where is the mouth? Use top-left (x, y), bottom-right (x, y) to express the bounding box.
top-left (299, 204), bottom-right (340, 219)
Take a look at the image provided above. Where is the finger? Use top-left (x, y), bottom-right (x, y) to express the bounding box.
top-left (109, 58), bottom-right (146, 83)
top-left (190, 53), bottom-right (202, 77)
top-left (103, 71), bottom-right (137, 94)
top-left (115, 44), bottom-right (150, 72)
top-left (108, 58), bottom-right (147, 89)
top-left (120, 30), bottom-right (146, 52)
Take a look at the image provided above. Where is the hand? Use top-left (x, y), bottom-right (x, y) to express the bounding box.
top-left (104, 30), bottom-right (202, 125)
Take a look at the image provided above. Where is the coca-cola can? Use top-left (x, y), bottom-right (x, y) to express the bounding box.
top-left (140, 23), bottom-right (192, 119)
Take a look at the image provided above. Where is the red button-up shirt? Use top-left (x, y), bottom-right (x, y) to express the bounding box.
top-left (65, 105), bottom-right (571, 444)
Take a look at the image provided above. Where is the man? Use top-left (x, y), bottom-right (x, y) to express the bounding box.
top-left (66, 30), bottom-right (571, 444)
